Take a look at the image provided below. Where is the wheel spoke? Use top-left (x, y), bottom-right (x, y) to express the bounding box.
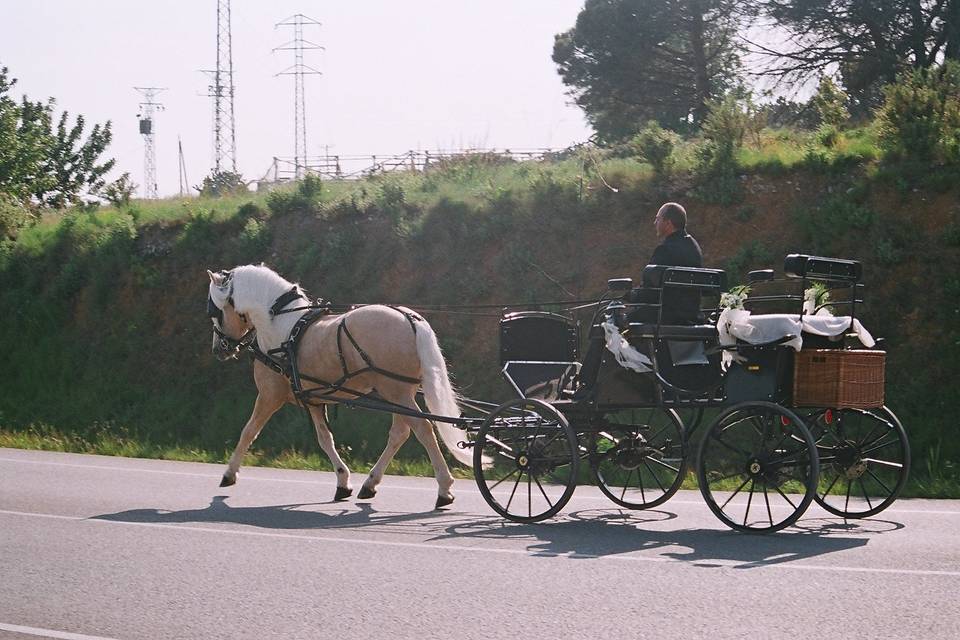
top-left (860, 435), bottom-right (899, 457)
top-left (534, 475), bottom-right (554, 509)
top-left (858, 477), bottom-right (874, 510)
top-left (844, 477), bottom-right (853, 514)
top-left (619, 467), bottom-right (634, 501)
top-left (862, 457), bottom-right (903, 469)
top-left (645, 454), bottom-right (681, 474)
top-left (505, 471), bottom-right (523, 512)
top-left (771, 482), bottom-right (798, 510)
top-left (744, 479), bottom-right (756, 526)
top-left (821, 470), bottom-right (842, 497)
top-left (720, 476), bottom-right (752, 510)
top-left (865, 466), bottom-right (893, 496)
top-left (643, 459), bottom-right (667, 493)
top-left (763, 478), bottom-right (774, 527)
top-left (488, 467), bottom-right (521, 492)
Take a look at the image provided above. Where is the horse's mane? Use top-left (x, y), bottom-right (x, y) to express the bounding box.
top-left (231, 264), bottom-right (305, 313)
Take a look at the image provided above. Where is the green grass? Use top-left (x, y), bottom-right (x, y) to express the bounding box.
top-left (0, 424), bottom-right (469, 478)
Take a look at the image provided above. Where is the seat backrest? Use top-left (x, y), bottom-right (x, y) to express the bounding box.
top-left (783, 254), bottom-right (861, 283)
top-left (499, 311), bottom-right (579, 366)
top-left (640, 265), bottom-right (726, 324)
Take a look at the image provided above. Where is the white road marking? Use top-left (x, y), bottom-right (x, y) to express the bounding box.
top-left (2, 454), bottom-right (959, 515)
top-left (2, 508), bottom-right (959, 579)
top-left (0, 622), bottom-right (120, 640)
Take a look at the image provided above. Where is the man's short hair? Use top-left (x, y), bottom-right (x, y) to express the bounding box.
top-left (657, 202), bottom-right (687, 230)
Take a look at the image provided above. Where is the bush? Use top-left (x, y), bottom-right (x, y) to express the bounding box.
top-left (632, 121), bottom-right (677, 175)
top-left (266, 174), bottom-right (323, 217)
top-left (693, 93), bottom-right (753, 204)
top-left (0, 193), bottom-right (35, 240)
top-left (811, 77), bottom-right (850, 128)
top-left (196, 171), bottom-right (248, 198)
top-left (876, 61), bottom-right (960, 165)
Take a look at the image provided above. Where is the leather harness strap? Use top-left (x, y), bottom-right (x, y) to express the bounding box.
top-left (249, 303), bottom-right (424, 406)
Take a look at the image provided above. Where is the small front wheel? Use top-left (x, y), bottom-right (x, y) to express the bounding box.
top-left (473, 398), bottom-right (579, 523)
top-left (591, 408), bottom-right (687, 509)
top-left (697, 402), bottom-right (818, 533)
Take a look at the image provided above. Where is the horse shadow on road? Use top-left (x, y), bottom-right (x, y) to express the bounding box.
top-left (92, 496), bottom-right (903, 570)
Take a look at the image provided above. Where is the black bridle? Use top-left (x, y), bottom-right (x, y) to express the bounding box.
top-left (207, 272), bottom-right (256, 357)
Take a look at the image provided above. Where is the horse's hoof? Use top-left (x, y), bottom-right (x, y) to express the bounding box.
top-left (435, 495), bottom-right (455, 509)
top-left (220, 474), bottom-right (236, 487)
top-left (334, 486), bottom-right (353, 501)
top-left (357, 486), bottom-right (376, 500)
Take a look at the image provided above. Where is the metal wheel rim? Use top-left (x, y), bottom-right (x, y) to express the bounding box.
top-left (697, 401), bottom-right (819, 533)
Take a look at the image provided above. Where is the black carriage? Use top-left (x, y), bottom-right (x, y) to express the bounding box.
top-left (468, 254), bottom-right (909, 533)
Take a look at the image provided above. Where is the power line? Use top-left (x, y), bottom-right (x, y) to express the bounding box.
top-left (274, 14), bottom-right (323, 179)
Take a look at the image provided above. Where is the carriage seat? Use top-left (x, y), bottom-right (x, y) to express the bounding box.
top-left (626, 322), bottom-right (718, 341)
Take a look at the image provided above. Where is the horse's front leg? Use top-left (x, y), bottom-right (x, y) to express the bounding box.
top-left (221, 392), bottom-right (282, 487)
top-left (308, 405), bottom-right (353, 501)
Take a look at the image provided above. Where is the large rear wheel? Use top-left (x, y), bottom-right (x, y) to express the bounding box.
top-left (697, 402), bottom-right (818, 533)
top-left (809, 406), bottom-right (910, 518)
top-left (473, 398), bottom-right (579, 523)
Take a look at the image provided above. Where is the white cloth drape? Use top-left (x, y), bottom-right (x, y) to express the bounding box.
top-left (717, 309), bottom-right (876, 369)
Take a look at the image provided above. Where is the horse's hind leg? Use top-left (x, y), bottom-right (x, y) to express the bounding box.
top-left (308, 405), bottom-right (353, 501)
top-left (407, 418), bottom-right (456, 509)
top-left (222, 391), bottom-right (283, 487)
top-left (358, 418), bottom-right (411, 499)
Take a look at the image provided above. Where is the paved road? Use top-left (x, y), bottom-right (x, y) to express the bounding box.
top-left (2, 448), bottom-right (959, 640)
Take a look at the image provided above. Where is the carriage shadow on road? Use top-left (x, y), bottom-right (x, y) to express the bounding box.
top-left (434, 508), bottom-right (903, 569)
top-left (92, 497), bottom-right (904, 570)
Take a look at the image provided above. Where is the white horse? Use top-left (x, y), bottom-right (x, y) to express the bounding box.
top-left (206, 264), bottom-right (472, 508)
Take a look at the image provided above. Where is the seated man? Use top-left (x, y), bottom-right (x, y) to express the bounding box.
top-left (575, 202), bottom-right (704, 393)
top-left (629, 202), bottom-right (704, 324)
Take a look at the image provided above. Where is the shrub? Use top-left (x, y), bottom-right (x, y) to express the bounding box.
top-left (196, 171), bottom-right (248, 198)
top-left (876, 61), bottom-right (960, 164)
top-left (266, 174), bottom-right (324, 216)
top-left (632, 121), bottom-right (677, 175)
top-left (0, 193), bottom-right (35, 240)
top-left (694, 93), bottom-right (750, 204)
top-left (811, 77), bottom-right (850, 128)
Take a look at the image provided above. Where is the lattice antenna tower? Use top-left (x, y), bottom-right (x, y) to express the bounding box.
top-left (202, 0), bottom-right (237, 175)
top-left (274, 14), bottom-right (323, 178)
top-left (134, 87), bottom-right (165, 199)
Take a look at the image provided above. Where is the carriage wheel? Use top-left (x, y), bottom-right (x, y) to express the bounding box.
top-left (808, 406), bottom-right (910, 519)
top-left (697, 401), bottom-right (818, 533)
top-left (591, 408), bottom-right (687, 509)
top-left (473, 398), bottom-right (579, 523)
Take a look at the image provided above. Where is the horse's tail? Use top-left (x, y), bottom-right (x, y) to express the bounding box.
top-left (414, 320), bottom-right (474, 468)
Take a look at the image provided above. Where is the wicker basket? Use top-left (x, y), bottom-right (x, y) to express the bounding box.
top-left (792, 349), bottom-right (885, 409)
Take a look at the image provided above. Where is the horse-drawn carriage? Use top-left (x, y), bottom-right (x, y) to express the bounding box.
top-left (206, 253), bottom-right (909, 534)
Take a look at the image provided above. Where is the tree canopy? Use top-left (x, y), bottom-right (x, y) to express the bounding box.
top-left (749, 0), bottom-right (960, 111)
top-left (0, 65), bottom-right (115, 209)
top-left (553, 0), bottom-right (744, 141)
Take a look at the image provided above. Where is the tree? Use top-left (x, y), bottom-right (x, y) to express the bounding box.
top-left (195, 170), bottom-right (248, 197)
top-left (751, 0), bottom-right (960, 112)
top-left (0, 65), bottom-right (115, 208)
top-left (552, 0), bottom-right (745, 141)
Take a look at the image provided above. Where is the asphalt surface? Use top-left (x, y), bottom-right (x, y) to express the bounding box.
top-left (2, 447), bottom-right (959, 640)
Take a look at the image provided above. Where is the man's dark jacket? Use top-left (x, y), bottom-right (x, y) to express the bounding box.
top-left (634, 230), bottom-right (704, 323)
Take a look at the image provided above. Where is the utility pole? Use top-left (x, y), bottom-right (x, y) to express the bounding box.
top-left (134, 87), bottom-right (165, 199)
top-left (202, 0), bottom-right (237, 176)
top-left (274, 14), bottom-right (322, 179)
top-left (178, 137), bottom-right (189, 197)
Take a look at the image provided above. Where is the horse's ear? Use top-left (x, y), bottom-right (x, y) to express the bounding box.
top-left (207, 270), bottom-right (218, 283)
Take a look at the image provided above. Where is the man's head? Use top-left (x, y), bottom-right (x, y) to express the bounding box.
top-left (654, 202), bottom-right (686, 239)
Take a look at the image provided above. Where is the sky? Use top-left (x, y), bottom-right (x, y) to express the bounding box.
top-left (2, 0), bottom-right (594, 198)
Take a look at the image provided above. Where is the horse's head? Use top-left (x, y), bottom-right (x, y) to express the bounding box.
top-left (207, 269), bottom-right (255, 361)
